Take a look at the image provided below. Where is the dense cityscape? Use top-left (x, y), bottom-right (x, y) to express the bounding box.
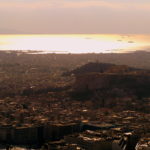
top-left (0, 51), bottom-right (149, 150)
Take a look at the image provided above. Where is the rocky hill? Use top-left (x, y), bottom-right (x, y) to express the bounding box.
top-left (63, 62), bottom-right (147, 76)
top-left (73, 73), bottom-right (150, 97)
top-left (70, 62), bottom-right (150, 112)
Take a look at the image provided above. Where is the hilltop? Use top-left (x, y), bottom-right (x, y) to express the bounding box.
top-left (63, 62), bottom-right (148, 76)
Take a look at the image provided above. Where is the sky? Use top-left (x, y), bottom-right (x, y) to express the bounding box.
top-left (0, 0), bottom-right (150, 34)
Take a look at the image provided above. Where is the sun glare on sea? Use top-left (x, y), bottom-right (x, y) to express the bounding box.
top-left (0, 34), bottom-right (150, 53)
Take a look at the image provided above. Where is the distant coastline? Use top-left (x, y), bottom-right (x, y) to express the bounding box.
top-left (0, 50), bottom-right (150, 70)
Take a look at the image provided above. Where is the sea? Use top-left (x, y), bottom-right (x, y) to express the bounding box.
top-left (0, 34), bottom-right (150, 54)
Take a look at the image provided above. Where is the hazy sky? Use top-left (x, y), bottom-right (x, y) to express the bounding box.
top-left (0, 0), bottom-right (150, 34)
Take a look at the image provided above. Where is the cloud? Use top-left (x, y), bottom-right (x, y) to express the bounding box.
top-left (0, 0), bottom-right (150, 11)
top-left (61, 0), bottom-right (150, 11)
top-left (0, 0), bottom-right (150, 34)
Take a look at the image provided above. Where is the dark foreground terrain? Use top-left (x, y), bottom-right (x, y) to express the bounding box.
top-left (0, 51), bottom-right (150, 150)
